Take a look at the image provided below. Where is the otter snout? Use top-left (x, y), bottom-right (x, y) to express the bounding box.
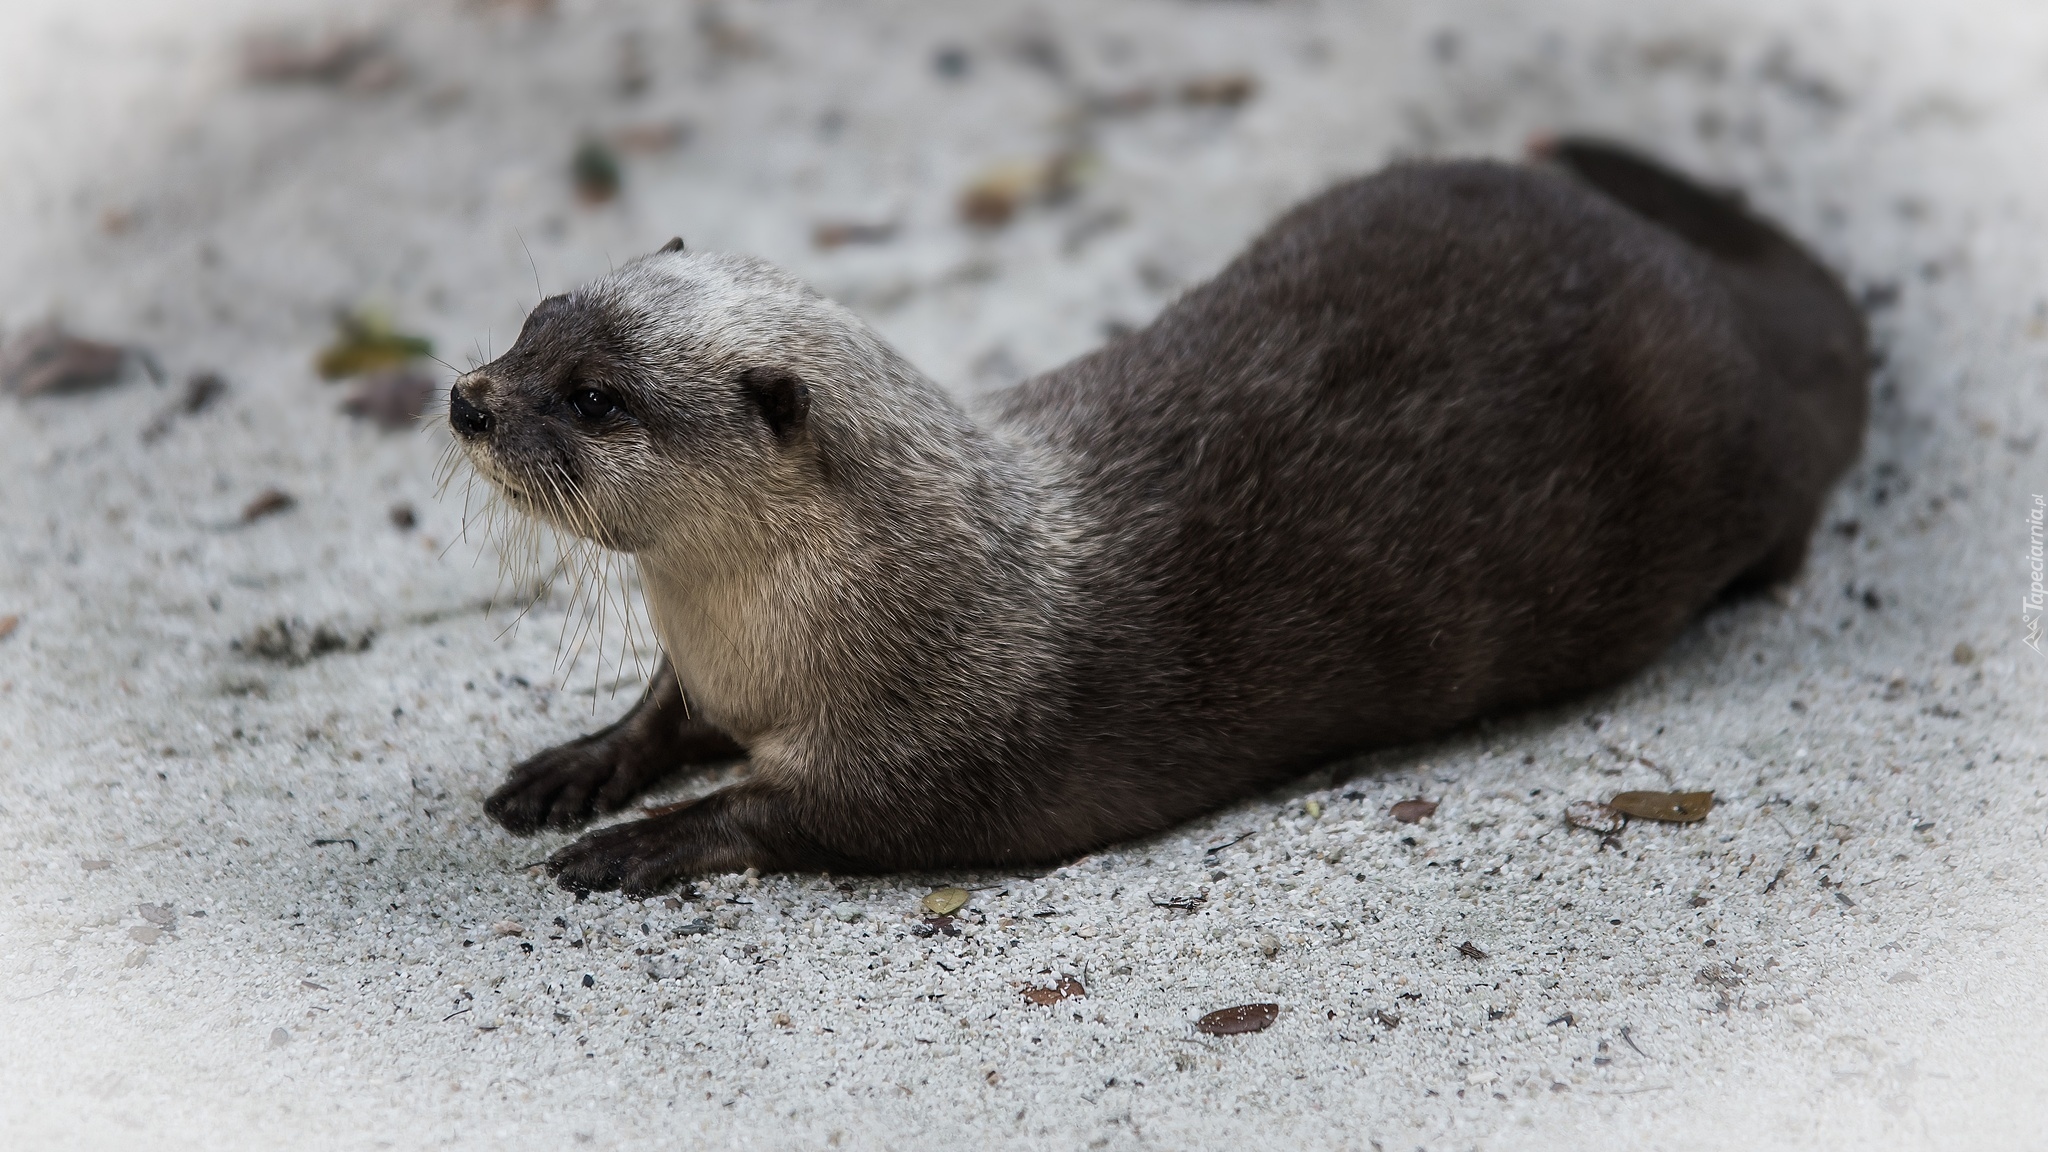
top-left (449, 382), bottom-right (493, 438)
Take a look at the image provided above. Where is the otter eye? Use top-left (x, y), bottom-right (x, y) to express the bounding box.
top-left (571, 388), bottom-right (617, 420)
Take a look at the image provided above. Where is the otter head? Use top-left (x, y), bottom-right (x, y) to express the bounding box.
top-left (447, 240), bottom-right (884, 561)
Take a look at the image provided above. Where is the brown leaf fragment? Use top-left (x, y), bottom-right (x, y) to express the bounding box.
top-left (470, 0), bottom-right (556, 15)
top-left (142, 372), bottom-right (229, 443)
top-left (609, 120), bottom-right (692, 154)
top-left (1391, 798), bottom-right (1439, 824)
top-left (695, 5), bottom-right (766, 58)
top-left (1022, 978), bottom-right (1085, 1006)
top-left (1457, 940), bottom-right (1489, 960)
top-left (958, 153), bottom-right (1085, 228)
top-left (1371, 1007), bottom-right (1401, 1029)
top-left (0, 615), bottom-right (18, 642)
top-left (1, 323), bottom-right (132, 397)
top-left (242, 489), bottom-right (296, 523)
top-left (1607, 790), bottom-right (1715, 823)
top-left (1564, 800), bottom-right (1626, 834)
top-left (813, 219), bottom-right (900, 250)
top-left (243, 29), bottom-right (399, 90)
top-left (1196, 1002), bottom-right (1279, 1035)
top-left (1179, 72), bottom-right (1257, 107)
top-left (1081, 86), bottom-right (1160, 117)
top-left (340, 366), bottom-right (435, 429)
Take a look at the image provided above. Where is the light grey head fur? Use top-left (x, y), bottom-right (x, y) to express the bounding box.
top-left (450, 247), bottom-right (1086, 791)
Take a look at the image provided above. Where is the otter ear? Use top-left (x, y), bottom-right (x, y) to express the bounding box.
top-left (657, 236), bottom-right (686, 254)
top-left (738, 368), bottom-right (810, 443)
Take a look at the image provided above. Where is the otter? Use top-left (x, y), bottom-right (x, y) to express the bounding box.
top-left (447, 140), bottom-right (1867, 896)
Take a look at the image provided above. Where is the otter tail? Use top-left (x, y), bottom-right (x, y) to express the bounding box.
top-left (1538, 136), bottom-right (1871, 587)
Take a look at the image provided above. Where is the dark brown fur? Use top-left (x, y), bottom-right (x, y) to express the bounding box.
top-left (460, 141), bottom-right (1867, 894)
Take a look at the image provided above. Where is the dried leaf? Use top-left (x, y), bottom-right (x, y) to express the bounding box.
top-left (696, 5), bottom-right (766, 58)
top-left (1179, 72), bottom-right (1257, 107)
top-left (340, 366), bottom-right (435, 429)
top-left (315, 311), bottom-right (432, 380)
top-left (813, 219), bottom-right (900, 250)
top-left (573, 138), bottom-right (623, 204)
top-left (1081, 86), bottom-right (1160, 118)
top-left (1564, 800), bottom-right (1625, 834)
top-left (0, 615), bottom-right (18, 642)
top-left (242, 30), bottom-right (399, 91)
top-left (242, 489), bottom-right (297, 523)
top-left (1607, 790), bottom-right (1715, 823)
top-left (1022, 978), bottom-right (1085, 1006)
top-left (1390, 798), bottom-right (1438, 824)
top-left (958, 153), bottom-right (1085, 228)
top-left (610, 120), bottom-right (692, 154)
top-left (1195, 1002), bottom-right (1279, 1035)
top-left (0, 322), bottom-right (131, 396)
top-left (911, 914), bottom-right (961, 938)
top-left (142, 372), bottom-right (229, 443)
top-left (1457, 940), bottom-right (1488, 960)
top-left (921, 886), bottom-right (970, 916)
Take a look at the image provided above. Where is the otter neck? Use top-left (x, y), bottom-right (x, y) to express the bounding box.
top-left (632, 383), bottom-right (1084, 758)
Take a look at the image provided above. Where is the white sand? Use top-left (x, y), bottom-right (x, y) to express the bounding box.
top-left (2, 1), bottom-right (2045, 1148)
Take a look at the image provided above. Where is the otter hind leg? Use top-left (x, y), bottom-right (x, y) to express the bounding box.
top-left (483, 656), bottom-right (744, 836)
top-left (1719, 520), bottom-right (1817, 602)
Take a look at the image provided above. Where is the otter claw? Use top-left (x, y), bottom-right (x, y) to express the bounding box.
top-left (545, 810), bottom-right (702, 896)
top-left (483, 739), bottom-right (640, 836)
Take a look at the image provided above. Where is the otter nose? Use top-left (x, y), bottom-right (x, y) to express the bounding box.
top-left (449, 383), bottom-right (493, 438)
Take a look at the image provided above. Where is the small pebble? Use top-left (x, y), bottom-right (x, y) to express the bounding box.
top-left (831, 902), bottom-right (862, 922)
top-left (269, 1027), bottom-right (291, 1048)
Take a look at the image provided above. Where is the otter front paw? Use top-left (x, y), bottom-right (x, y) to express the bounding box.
top-left (543, 787), bottom-right (793, 895)
top-left (484, 735), bottom-right (670, 836)
top-left (544, 807), bottom-right (716, 896)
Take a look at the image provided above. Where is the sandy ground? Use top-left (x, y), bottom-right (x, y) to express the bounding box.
top-left (2, 0), bottom-right (2046, 1148)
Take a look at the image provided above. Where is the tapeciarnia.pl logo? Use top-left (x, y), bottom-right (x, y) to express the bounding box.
top-left (2026, 494), bottom-right (2045, 655)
